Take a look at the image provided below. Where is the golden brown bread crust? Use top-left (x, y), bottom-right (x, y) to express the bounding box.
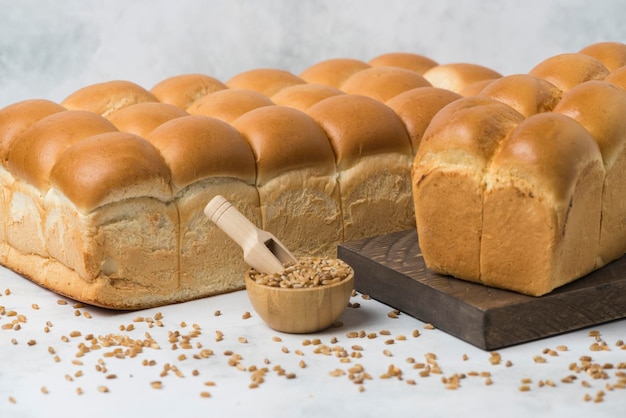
top-left (107, 102), bottom-right (189, 138)
top-left (49, 131), bottom-right (172, 213)
top-left (186, 88), bottom-right (274, 123)
top-left (0, 99), bottom-right (66, 163)
top-left (457, 79), bottom-right (494, 97)
top-left (61, 80), bottom-right (158, 117)
top-left (368, 52), bottom-right (438, 74)
top-left (232, 105), bottom-right (336, 185)
top-left (270, 83), bottom-right (344, 111)
top-left (339, 66), bottom-right (432, 102)
top-left (4, 45), bottom-right (626, 307)
top-left (307, 94), bottom-right (414, 241)
top-left (147, 115), bottom-right (256, 193)
top-left (579, 41), bottom-right (626, 72)
top-left (306, 94), bottom-right (411, 169)
top-left (412, 97), bottom-right (525, 282)
top-left (299, 58), bottom-right (370, 88)
top-left (7, 110), bottom-right (118, 192)
top-left (385, 87), bottom-right (462, 154)
top-left (478, 74), bottom-right (563, 117)
top-left (149, 73), bottom-right (227, 109)
top-left (481, 113), bottom-right (604, 295)
top-left (423, 63), bottom-right (502, 94)
top-left (554, 81), bottom-right (626, 168)
top-left (529, 53), bottom-right (610, 92)
top-left (553, 80), bottom-right (626, 266)
top-left (226, 68), bottom-right (305, 97)
top-left (148, 116), bottom-right (259, 299)
top-left (604, 66), bottom-right (626, 90)
top-left (232, 105), bottom-right (341, 258)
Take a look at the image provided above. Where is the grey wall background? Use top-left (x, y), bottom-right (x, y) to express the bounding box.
top-left (2, 0), bottom-right (625, 108)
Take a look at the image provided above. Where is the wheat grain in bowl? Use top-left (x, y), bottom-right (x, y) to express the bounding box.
top-left (248, 257), bottom-right (353, 288)
top-left (245, 257), bottom-right (354, 334)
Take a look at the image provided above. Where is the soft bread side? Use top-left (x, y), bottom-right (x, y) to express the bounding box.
top-left (412, 97), bottom-right (524, 282)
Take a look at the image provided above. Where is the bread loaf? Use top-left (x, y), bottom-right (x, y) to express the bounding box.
top-left (412, 97), bottom-right (525, 282)
top-left (2, 42), bottom-right (626, 308)
top-left (423, 63), bottom-right (502, 94)
top-left (385, 87), bottom-right (462, 154)
top-left (149, 73), bottom-right (228, 109)
top-left (186, 88), bottom-right (274, 123)
top-left (61, 80), bottom-right (158, 117)
top-left (368, 52), bottom-right (438, 74)
top-left (477, 74), bottom-right (562, 117)
top-left (604, 66), bottom-right (626, 90)
top-left (480, 113), bottom-right (604, 295)
top-left (5, 126), bottom-right (176, 307)
top-left (0, 101), bottom-right (65, 255)
top-left (307, 94), bottom-right (414, 242)
top-left (232, 106), bottom-right (342, 258)
top-left (579, 41), bottom-right (626, 72)
top-left (412, 44), bottom-right (626, 296)
top-left (226, 68), bottom-right (305, 97)
top-left (107, 102), bottom-right (189, 137)
top-left (147, 115), bottom-right (259, 299)
top-left (529, 53), bottom-right (610, 92)
top-left (270, 84), bottom-right (344, 111)
top-left (5, 111), bottom-right (118, 264)
top-left (339, 66), bottom-right (432, 102)
top-left (299, 58), bottom-right (371, 88)
top-left (553, 81), bottom-right (626, 267)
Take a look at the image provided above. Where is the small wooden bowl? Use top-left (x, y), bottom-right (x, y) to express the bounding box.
top-left (244, 268), bottom-right (354, 334)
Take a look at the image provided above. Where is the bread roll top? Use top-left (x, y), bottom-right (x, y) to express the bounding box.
top-left (146, 115), bottom-right (256, 193)
top-left (458, 79), bottom-right (494, 97)
top-left (299, 58), bottom-right (370, 88)
top-left (306, 94), bottom-right (411, 170)
top-left (423, 63), bottom-right (502, 94)
top-left (150, 73), bottom-right (227, 109)
top-left (491, 112), bottom-right (603, 208)
top-left (604, 66), bottom-right (626, 90)
top-left (339, 66), bottom-right (432, 102)
top-left (385, 87), bottom-right (462, 154)
top-left (232, 106), bottom-right (336, 185)
top-left (0, 99), bottom-right (66, 163)
top-left (417, 97), bottom-right (524, 169)
top-left (553, 80), bottom-right (626, 169)
top-left (478, 74), bottom-right (563, 117)
top-left (61, 80), bottom-right (158, 117)
top-left (226, 68), bottom-right (305, 97)
top-left (270, 84), bottom-right (344, 111)
top-left (7, 110), bottom-right (118, 192)
top-left (49, 131), bottom-right (172, 213)
top-left (529, 53), bottom-right (610, 92)
top-left (107, 102), bottom-right (189, 138)
top-left (186, 89), bottom-right (274, 123)
top-left (579, 41), bottom-right (626, 72)
top-left (368, 52), bottom-right (438, 74)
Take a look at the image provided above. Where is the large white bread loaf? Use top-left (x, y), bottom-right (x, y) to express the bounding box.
top-left (413, 97), bottom-right (525, 282)
top-left (553, 81), bottom-right (626, 267)
top-left (479, 113), bottom-right (604, 295)
top-left (2, 41), bottom-right (626, 307)
top-left (231, 106), bottom-right (342, 258)
top-left (146, 116), bottom-right (260, 300)
top-left (307, 95), bottom-right (414, 242)
top-left (412, 41), bottom-right (626, 296)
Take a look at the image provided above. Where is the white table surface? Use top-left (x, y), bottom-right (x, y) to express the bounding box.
top-left (0, 265), bottom-right (624, 418)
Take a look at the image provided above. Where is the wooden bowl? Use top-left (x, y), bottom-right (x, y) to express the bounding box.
top-left (244, 267), bottom-right (354, 333)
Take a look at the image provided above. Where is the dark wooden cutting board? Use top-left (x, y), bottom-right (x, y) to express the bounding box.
top-left (337, 229), bottom-right (626, 350)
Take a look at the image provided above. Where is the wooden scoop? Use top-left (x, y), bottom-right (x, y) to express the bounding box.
top-left (204, 195), bottom-right (297, 274)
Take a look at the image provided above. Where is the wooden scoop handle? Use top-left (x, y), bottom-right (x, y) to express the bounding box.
top-left (204, 195), bottom-right (297, 274)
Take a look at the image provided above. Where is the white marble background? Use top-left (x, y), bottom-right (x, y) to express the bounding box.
top-left (1, 0), bottom-right (626, 108)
